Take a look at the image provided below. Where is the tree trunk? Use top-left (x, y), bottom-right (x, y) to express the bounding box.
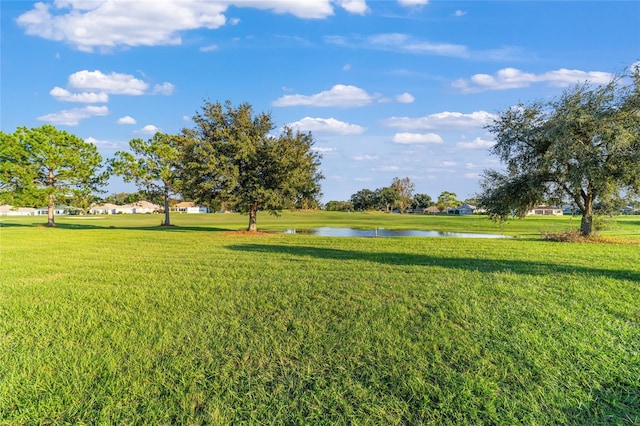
top-left (46, 168), bottom-right (55, 227)
top-left (247, 203), bottom-right (258, 232)
top-left (162, 185), bottom-right (171, 226)
top-left (580, 197), bottom-right (594, 237)
top-left (47, 192), bottom-right (55, 227)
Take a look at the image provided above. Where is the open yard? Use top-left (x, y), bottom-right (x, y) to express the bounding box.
top-left (1, 212), bottom-right (639, 424)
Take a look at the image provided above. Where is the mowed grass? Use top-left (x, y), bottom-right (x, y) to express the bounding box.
top-left (1, 213), bottom-right (639, 424)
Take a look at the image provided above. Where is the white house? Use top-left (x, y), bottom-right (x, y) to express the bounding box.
top-left (89, 203), bottom-right (119, 215)
top-left (527, 206), bottom-right (563, 216)
top-left (35, 205), bottom-right (80, 215)
top-left (89, 201), bottom-right (160, 214)
top-left (174, 201), bottom-right (209, 214)
top-left (0, 204), bottom-right (36, 216)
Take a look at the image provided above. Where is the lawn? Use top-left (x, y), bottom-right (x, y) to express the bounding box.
top-left (1, 212), bottom-right (639, 424)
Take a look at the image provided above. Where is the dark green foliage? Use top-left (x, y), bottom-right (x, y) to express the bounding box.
top-left (0, 125), bottom-right (105, 225)
top-left (480, 68), bottom-right (640, 236)
top-left (109, 133), bottom-right (180, 226)
top-left (177, 100), bottom-right (323, 231)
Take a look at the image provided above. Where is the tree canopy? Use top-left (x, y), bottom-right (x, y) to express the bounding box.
top-left (479, 68), bottom-right (640, 236)
top-left (0, 125), bottom-right (105, 226)
top-left (109, 132), bottom-right (180, 226)
top-left (390, 177), bottom-right (415, 213)
top-left (177, 100), bottom-right (323, 231)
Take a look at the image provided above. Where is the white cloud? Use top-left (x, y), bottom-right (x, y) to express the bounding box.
top-left (452, 67), bottom-right (614, 93)
top-left (343, 64), bottom-right (351, 71)
top-left (200, 44), bottom-right (219, 52)
top-left (287, 117), bottom-right (366, 135)
top-left (37, 105), bottom-right (109, 126)
top-left (325, 33), bottom-right (520, 60)
top-left (272, 84), bottom-right (375, 107)
top-left (85, 136), bottom-right (119, 149)
top-left (398, 0), bottom-right (428, 6)
top-left (139, 124), bottom-right (161, 135)
top-left (395, 92), bottom-right (415, 103)
top-left (353, 154), bottom-right (379, 161)
top-left (454, 10), bottom-right (466, 17)
top-left (117, 116), bottom-right (136, 125)
top-left (16, 1), bottom-right (368, 51)
top-left (392, 132), bottom-right (443, 144)
top-left (337, 0), bottom-right (369, 14)
top-left (457, 137), bottom-right (495, 149)
top-left (372, 165), bottom-right (400, 172)
top-left (312, 146), bottom-right (337, 153)
top-left (384, 111), bottom-right (494, 131)
top-left (152, 82), bottom-right (175, 95)
top-left (441, 161), bottom-right (457, 167)
top-left (69, 70), bottom-right (148, 95)
top-left (49, 86), bottom-right (108, 103)
top-left (365, 33), bottom-right (467, 57)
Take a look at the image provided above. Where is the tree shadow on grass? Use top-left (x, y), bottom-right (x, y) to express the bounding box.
top-left (227, 243), bottom-right (640, 282)
top-left (0, 221), bottom-right (228, 232)
top-left (564, 380), bottom-right (640, 424)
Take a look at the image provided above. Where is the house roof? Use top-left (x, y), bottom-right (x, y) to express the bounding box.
top-left (175, 201), bottom-right (197, 208)
top-left (91, 203), bottom-right (119, 210)
top-left (131, 200), bottom-right (161, 209)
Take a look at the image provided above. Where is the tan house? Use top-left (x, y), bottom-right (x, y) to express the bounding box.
top-left (174, 201), bottom-right (209, 214)
top-left (423, 206), bottom-right (441, 214)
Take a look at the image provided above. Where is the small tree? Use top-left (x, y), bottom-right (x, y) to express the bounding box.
top-left (375, 186), bottom-right (399, 212)
top-left (437, 191), bottom-right (461, 212)
top-left (350, 188), bottom-right (377, 211)
top-left (0, 125), bottom-right (105, 226)
top-left (390, 177), bottom-right (415, 213)
top-left (109, 132), bottom-right (180, 226)
top-left (413, 193), bottom-right (433, 209)
top-left (178, 100), bottom-right (323, 231)
top-left (479, 68), bottom-right (640, 236)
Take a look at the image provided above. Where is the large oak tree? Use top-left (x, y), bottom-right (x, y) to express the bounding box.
top-left (177, 100), bottom-right (323, 231)
top-left (479, 69), bottom-right (640, 236)
top-left (0, 125), bottom-right (105, 226)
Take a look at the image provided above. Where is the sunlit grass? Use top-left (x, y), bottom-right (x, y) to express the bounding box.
top-left (1, 213), bottom-right (639, 424)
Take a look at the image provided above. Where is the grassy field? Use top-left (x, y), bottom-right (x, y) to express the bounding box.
top-left (1, 212), bottom-right (639, 424)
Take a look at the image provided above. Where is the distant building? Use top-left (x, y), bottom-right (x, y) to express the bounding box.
top-left (0, 205), bottom-right (36, 216)
top-left (527, 206), bottom-right (563, 216)
top-left (174, 201), bottom-right (209, 214)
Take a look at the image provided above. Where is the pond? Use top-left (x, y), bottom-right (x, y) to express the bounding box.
top-left (284, 227), bottom-right (511, 238)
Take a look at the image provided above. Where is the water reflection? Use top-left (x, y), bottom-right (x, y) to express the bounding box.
top-left (284, 227), bottom-right (511, 238)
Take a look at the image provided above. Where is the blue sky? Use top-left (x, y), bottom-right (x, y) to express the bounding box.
top-left (2, 1), bottom-right (639, 203)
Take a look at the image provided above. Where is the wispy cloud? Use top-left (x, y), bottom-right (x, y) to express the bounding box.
top-left (49, 87), bottom-right (108, 103)
top-left (37, 105), bottom-right (109, 126)
top-left (453, 67), bottom-right (613, 93)
top-left (324, 33), bottom-right (521, 60)
top-left (384, 111), bottom-right (494, 131)
top-left (457, 137), bottom-right (495, 149)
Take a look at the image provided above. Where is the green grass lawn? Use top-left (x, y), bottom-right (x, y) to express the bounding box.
top-left (1, 212), bottom-right (639, 424)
